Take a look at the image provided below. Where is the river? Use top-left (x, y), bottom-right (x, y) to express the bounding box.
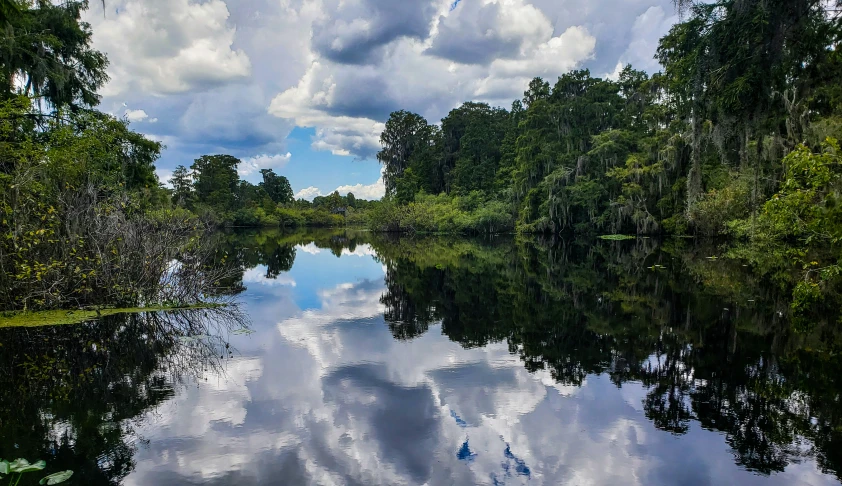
top-left (1, 229), bottom-right (839, 485)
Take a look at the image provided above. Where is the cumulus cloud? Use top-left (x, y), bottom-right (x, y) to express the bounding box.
top-left (124, 109), bottom-right (149, 122)
top-left (85, 0), bottom-right (682, 189)
top-left (267, 1), bottom-right (597, 158)
top-left (89, 0), bottom-right (251, 97)
top-left (606, 6), bottom-right (677, 78)
top-left (268, 61), bottom-right (386, 157)
top-left (237, 152), bottom-right (292, 177)
top-left (334, 173), bottom-right (386, 200)
top-left (426, 0), bottom-right (553, 65)
top-left (312, 0), bottom-right (440, 65)
top-left (293, 172), bottom-right (386, 201)
top-left (155, 168), bottom-right (173, 187)
top-left (294, 186), bottom-right (322, 201)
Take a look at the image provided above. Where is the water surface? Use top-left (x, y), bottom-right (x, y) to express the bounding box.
top-left (1, 229), bottom-right (840, 485)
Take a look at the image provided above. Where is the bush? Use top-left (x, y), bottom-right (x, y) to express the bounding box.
top-left (365, 193), bottom-right (514, 234)
top-left (689, 174), bottom-right (752, 236)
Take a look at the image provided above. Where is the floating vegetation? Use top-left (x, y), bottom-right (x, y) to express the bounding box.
top-left (598, 234), bottom-right (637, 241)
top-left (0, 304), bottom-right (226, 329)
top-left (231, 328), bottom-right (256, 335)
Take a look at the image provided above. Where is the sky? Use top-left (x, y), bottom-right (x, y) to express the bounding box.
top-left (82, 0), bottom-right (680, 201)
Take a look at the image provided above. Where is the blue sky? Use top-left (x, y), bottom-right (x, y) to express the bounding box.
top-left (83, 0), bottom-right (679, 200)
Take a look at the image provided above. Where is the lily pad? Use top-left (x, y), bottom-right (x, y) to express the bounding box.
top-left (10, 458), bottom-right (46, 473)
top-left (40, 470), bottom-right (74, 485)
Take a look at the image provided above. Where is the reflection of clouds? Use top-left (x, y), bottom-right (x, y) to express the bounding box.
top-left (156, 358), bottom-right (263, 437)
top-left (340, 244), bottom-right (378, 258)
top-left (124, 251), bottom-right (839, 486)
top-left (242, 266), bottom-right (297, 287)
top-left (295, 243), bottom-right (322, 255)
top-left (278, 279), bottom-right (386, 373)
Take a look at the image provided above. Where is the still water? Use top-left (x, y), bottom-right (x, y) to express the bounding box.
top-left (1, 229), bottom-right (841, 485)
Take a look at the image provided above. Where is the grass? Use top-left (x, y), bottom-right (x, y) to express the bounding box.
top-left (598, 234), bottom-right (637, 241)
top-left (0, 304), bottom-right (225, 329)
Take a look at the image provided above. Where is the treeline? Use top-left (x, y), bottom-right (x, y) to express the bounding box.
top-left (0, 1), bottom-right (237, 311)
top-left (375, 0), bottom-right (842, 240)
top-left (166, 156), bottom-right (376, 228)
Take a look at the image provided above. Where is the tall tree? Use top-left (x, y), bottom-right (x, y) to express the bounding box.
top-left (441, 102), bottom-right (509, 194)
top-left (259, 168), bottom-right (293, 204)
top-left (191, 155), bottom-right (240, 211)
top-left (377, 111), bottom-right (432, 196)
top-left (169, 165), bottom-right (194, 208)
top-left (0, 0), bottom-right (109, 110)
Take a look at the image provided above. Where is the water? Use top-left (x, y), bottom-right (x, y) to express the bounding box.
top-left (1, 229), bottom-right (841, 485)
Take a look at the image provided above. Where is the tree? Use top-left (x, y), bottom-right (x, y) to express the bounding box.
top-left (346, 192), bottom-right (357, 209)
top-left (169, 165), bottom-right (194, 208)
top-left (259, 169), bottom-right (293, 204)
top-left (191, 155), bottom-right (240, 211)
top-left (0, 0), bottom-right (109, 110)
top-left (377, 111), bottom-right (432, 196)
top-left (326, 191), bottom-right (343, 211)
top-left (441, 102), bottom-right (509, 194)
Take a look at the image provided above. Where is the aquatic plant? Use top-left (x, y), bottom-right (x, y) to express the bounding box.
top-left (0, 459), bottom-right (72, 485)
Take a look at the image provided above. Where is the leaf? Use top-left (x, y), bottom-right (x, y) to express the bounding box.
top-left (9, 458), bottom-right (46, 473)
top-left (40, 471), bottom-right (74, 485)
top-left (0, 460), bottom-right (9, 474)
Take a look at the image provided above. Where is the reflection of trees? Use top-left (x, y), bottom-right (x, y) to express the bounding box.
top-left (207, 228), bottom-right (374, 294)
top-left (371, 234), bottom-right (842, 480)
top-left (0, 307), bottom-right (248, 485)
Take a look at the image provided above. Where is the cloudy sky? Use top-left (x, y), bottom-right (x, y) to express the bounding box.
top-left (84, 0), bottom-right (679, 200)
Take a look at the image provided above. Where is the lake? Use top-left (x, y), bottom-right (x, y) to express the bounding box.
top-left (1, 229), bottom-right (840, 485)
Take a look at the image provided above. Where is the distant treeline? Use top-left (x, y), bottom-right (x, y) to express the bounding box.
top-left (165, 156), bottom-right (377, 228)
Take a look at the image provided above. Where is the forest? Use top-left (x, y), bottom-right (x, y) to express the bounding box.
top-left (374, 0), bottom-right (842, 240)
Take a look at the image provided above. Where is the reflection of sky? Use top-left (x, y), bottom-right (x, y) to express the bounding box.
top-left (123, 248), bottom-right (838, 485)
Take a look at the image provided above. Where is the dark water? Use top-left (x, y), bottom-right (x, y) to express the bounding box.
top-left (2, 229), bottom-right (841, 485)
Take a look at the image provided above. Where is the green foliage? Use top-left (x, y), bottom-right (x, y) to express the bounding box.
top-left (373, 2), bottom-right (842, 241)
top-left (0, 0), bottom-right (108, 110)
top-left (191, 155), bottom-right (240, 212)
top-left (259, 169), bottom-right (293, 204)
top-left (0, 458), bottom-right (72, 485)
top-left (732, 139), bottom-right (842, 242)
top-left (367, 193), bottom-right (513, 234)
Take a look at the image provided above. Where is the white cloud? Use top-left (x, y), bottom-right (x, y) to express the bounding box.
top-left (294, 171), bottom-right (386, 201)
top-left (242, 267), bottom-right (297, 287)
top-left (155, 168), bottom-right (173, 187)
top-left (334, 173), bottom-right (386, 200)
top-left (295, 243), bottom-right (322, 255)
top-left (237, 152), bottom-right (292, 177)
top-left (427, 0), bottom-right (554, 64)
top-left (485, 26), bottom-right (596, 80)
top-left (267, 2), bottom-right (596, 159)
top-left (267, 61), bottom-right (386, 157)
top-left (125, 108), bottom-right (149, 122)
top-left (295, 186), bottom-right (323, 201)
top-left (85, 0), bottom-right (681, 191)
top-left (88, 0), bottom-right (251, 97)
top-left (605, 6), bottom-right (677, 78)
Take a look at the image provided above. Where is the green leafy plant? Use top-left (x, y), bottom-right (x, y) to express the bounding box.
top-left (0, 459), bottom-right (72, 485)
